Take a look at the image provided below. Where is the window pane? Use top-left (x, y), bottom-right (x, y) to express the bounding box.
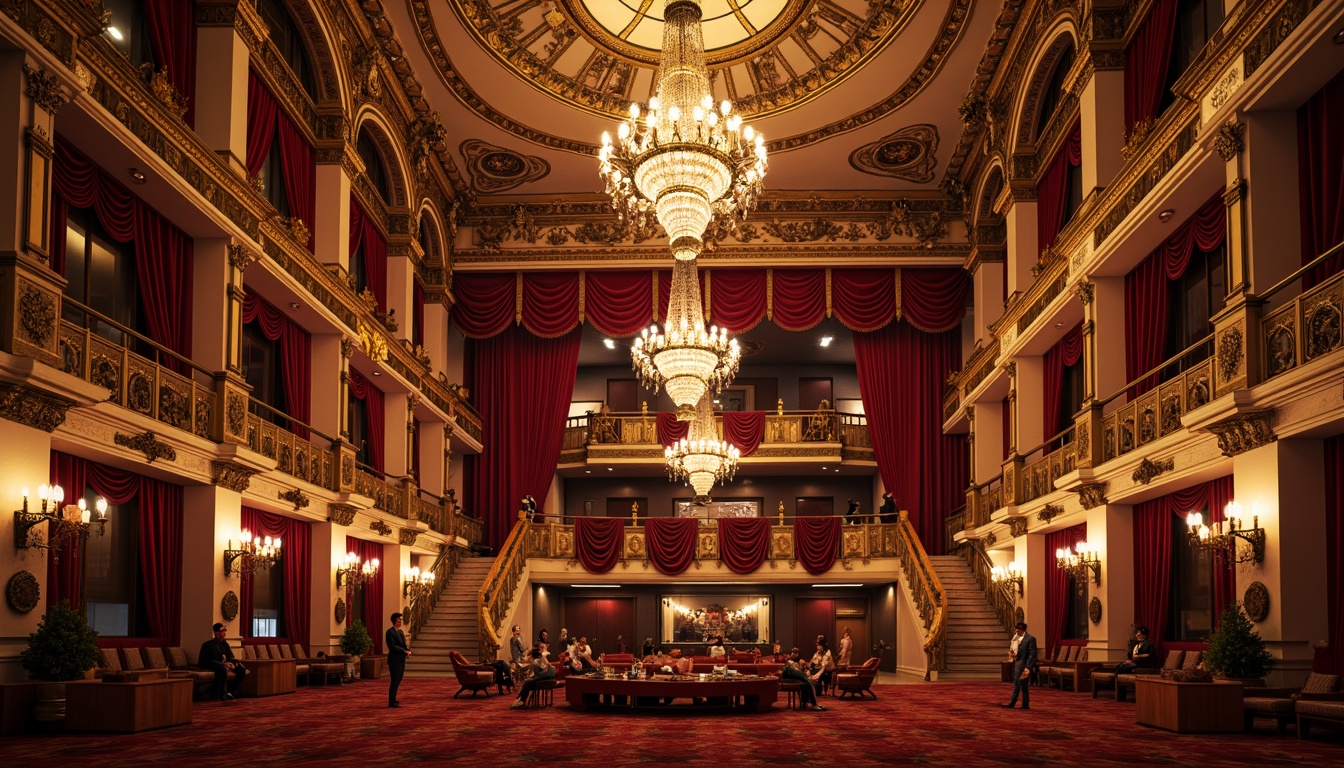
top-left (85, 494), bottom-right (139, 637)
top-left (251, 561), bottom-right (283, 638)
top-left (63, 222), bottom-right (87, 306)
top-left (1169, 513), bottom-right (1214, 641)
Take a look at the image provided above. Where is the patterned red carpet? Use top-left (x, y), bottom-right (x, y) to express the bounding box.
top-left (3, 680), bottom-right (1341, 766)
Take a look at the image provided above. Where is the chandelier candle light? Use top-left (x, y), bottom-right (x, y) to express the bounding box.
top-left (991, 561), bottom-right (1024, 597)
top-left (1055, 541), bottom-right (1101, 594)
top-left (336, 551), bottom-right (380, 588)
top-left (665, 392), bottom-right (740, 503)
top-left (1185, 501), bottom-right (1265, 565)
top-left (402, 566), bottom-right (435, 598)
top-left (13, 484), bottom-right (109, 558)
top-left (223, 529), bottom-right (282, 579)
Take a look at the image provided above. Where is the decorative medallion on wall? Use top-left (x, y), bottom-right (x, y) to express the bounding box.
top-left (220, 590), bottom-right (239, 622)
top-left (1088, 597), bottom-right (1102, 625)
top-left (1013, 607), bottom-right (1025, 626)
top-left (1243, 581), bottom-right (1270, 623)
top-left (461, 140), bottom-right (550, 193)
top-left (848, 125), bottom-right (939, 182)
top-left (335, 597), bottom-right (347, 625)
top-left (6, 570), bottom-right (40, 614)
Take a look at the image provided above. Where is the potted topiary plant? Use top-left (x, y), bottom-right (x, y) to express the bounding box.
top-left (340, 619), bottom-right (373, 681)
top-left (1204, 603), bottom-right (1275, 685)
top-left (19, 600), bottom-right (100, 725)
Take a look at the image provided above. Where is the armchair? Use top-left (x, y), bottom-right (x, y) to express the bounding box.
top-left (1244, 672), bottom-right (1341, 735)
top-left (835, 657), bottom-right (881, 700)
top-left (450, 651), bottom-right (496, 698)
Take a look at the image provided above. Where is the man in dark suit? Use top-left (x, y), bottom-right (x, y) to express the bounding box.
top-left (1114, 626), bottom-right (1155, 674)
top-left (1001, 622), bottom-right (1037, 710)
top-left (199, 622), bottom-right (247, 702)
top-left (879, 492), bottom-right (897, 524)
top-left (386, 612), bottom-right (411, 707)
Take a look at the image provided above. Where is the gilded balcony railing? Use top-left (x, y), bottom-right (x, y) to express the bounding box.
top-left (1260, 246), bottom-right (1344, 382)
top-left (354, 465), bottom-right (407, 518)
top-left (245, 411), bottom-right (336, 489)
top-left (1099, 349), bottom-right (1212, 464)
top-left (455, 510), bottom-right (484, 547)
top-left (479, 511), bottom-right (531, 660)
top-left (562, 409), bottom-right (871, 456)
top-left (895, 510), bottom-right (945, 673)
top-left (1018, 426), bottom-right (1076, 504)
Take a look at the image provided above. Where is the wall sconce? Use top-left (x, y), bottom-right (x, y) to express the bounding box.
top-left (402, 566), bottom-right (435, 598)
top-left (14, 485), bottom-right (109, 559)
top-left (223, 529), bottom-right (281, 579)
top-left (336, 552), bottom-right (379, 588)
top-left (1186, 501), bottom-right (1265, 565)
top-left (1055, 541), bottom-right (1102, 594)
top-left (991, 561), bottom-right (1024, 597)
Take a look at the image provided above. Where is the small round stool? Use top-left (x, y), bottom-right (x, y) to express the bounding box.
top-left (780, 680), bottom-right (801, 710)
top-left (527, 679), bottom-right (557, 708)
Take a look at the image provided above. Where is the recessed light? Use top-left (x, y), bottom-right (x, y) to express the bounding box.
top-left (1334, 28), bottom-right (1344, 44)
top-left (1158, 209), bottom-right (1175, 223)
top-left (821, 467), bottom-right (826, 470)
top-left (820, 336), bottom-right (834, 347)
top-left (289, 302), bottom-right (301, 310)
top-left (585, 470), bottom-right (591, 474)
top-left (1055, 321), bottom-right (1063, 328)
top-left (835, 468), bottom-right (840, 472)
top-left (372, 370), bottom-right (382, 376)
top-left (128, 168), bottom-right (146, 184)
top-left (812, 583), bottom-right (863, 588)
top-left (106, 26), bottom-right (124, 41)
top-left (602, 338), bottom-right (616, 350)
top-left (607, 467), bottom-right (613, 471)
top-left (569, 584), bottom-right (621, 588)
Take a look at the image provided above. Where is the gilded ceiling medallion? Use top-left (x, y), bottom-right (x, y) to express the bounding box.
top-left (461, 140), bottom-right (551, 193)
top-left (849, 124), bottom-right (939, 182)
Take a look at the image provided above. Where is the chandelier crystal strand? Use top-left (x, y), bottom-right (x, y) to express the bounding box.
top-left (598, 0), bottom-right (768, 258)
top-left (630, 257), bottom-right (740, 420)
top-left (665, 392), bottom-right (740, 502)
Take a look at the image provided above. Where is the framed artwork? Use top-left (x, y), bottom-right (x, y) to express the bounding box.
top-left (661, 594), bottom-right (770, 644)
top-left (674, 497), bottom-right (762, 520)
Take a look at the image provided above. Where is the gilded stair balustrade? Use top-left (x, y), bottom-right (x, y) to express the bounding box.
top-left (407, 544), bottom-right (462, 639)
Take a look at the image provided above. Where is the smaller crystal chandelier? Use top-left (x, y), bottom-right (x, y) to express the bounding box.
top-left (1055, 541), bottom-right (1101, 594)
top-left (223, 529), bottom-right (282, 579)
top-left (632, 256), bottom-right (740, 420)
top-left (665, 393), bottom-right (740, 503)
top-left (990, 561), bottom-right (1024, 597)
top-left (1185, 501), bottom-right (1265, 566)
top-left (336, 551), bottom-right (380, 588)
top-left (403, 566), bottom-right (435, 599)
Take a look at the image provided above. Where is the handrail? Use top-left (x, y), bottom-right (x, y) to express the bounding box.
top-left (894, 510), bottom-right (945, 675)
top-left (407, 543), bottom-right (461, 639)
top-left (63, 297), bottom-right (214, 380)
top-left (958, 540), bottom-right (1016, 632)
top-left (246, 395), bottom-right (337, 444)
top-left (1259, 239), bottom-right (1344, 303)
top-left (478, 512), bottom-right (531, 661)
top-left (1098, 334), bottom-right (1214, 407)
top-left (530, 511), bottom-right (898, 526)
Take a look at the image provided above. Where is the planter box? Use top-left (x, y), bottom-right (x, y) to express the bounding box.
top-left (65, 678), bottom-right (192, 733)
top-left (360, 656), bottom-right (385, 680)
top-left (238, 658), bottom-right (297, 697)
top-left (1134, 678), bottom-right (1243, 733)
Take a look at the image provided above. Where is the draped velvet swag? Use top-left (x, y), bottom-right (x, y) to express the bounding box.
top-left (1036, 123), bottom-right (1083, 253)
top-left (246, 69), bottom-right (317, 251)
top-left (1123, 0), bottom-right (1179, 134)
top-left (240, 506), bottom-right (312, 646)
top-left (1299, 70), bottom-right (1344, 286)
top-left (347, 368), bottom-right (385, 473)
top-left (145, 0), bottom-right (197, 127)
top-left (1042, 323), bottom-right (1084, 443)
top-left (349, 199), bottom-right (389, 312)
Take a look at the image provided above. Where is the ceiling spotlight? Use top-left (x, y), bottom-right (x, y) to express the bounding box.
top-left (289, 302), bottom-right (301, 310)
top-left (106, 26), bottom-right (124, 41)
top-left (1055, 321), bottom-right (1063, 328)
top-left (820, 336), bottom-right (834, 347)
top-left (1334, 28), bottom-right (1344, 44)
top-left (1158, 209), bottom-right (1175, 223)
top-left (585, 470), bottom-right (591, 474)
top-left (602, 338), bottom-right (616, 350)
top-left (371, 370), bottom-right (382, 376)
top-left (128, 168), bottom-right (146, 185)
top-left (607, 467), bottom-right (613, 471)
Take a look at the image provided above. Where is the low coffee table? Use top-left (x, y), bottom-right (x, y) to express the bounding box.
top-left (564, 675), bottom-right (779, 713)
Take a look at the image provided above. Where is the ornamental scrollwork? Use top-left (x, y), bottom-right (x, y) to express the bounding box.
top-left (1008, 517), bottom-right (1028, 538)
top-left (1076, 482), bottom-right (1108, 510)
top-left (17, 283), bottom-right (56, 349)
top-left (114, 430), bottom-right (176, 463)
top-left (328, 503), bottom-right (358, 526)
top-left (369, 520), bottom-right (392, 536)
top-left (1217, 325), bottom-right (1245, 384)
top-left (1213, 121), bottom-right (1244, 161)
top-left (23, 63), bottom-right (67, 114)
top-left (211, 461), bottom-right (257, 493)
top-left (1037, 504), bottom-right (1063, 523)
top-left (279, 488), bottom-right (310, 511)
top-left (399, 528), bottom-right (420, 546)
top-left (1205, 410), bottom-right (1276, 457)
top-left (1132, 457), bottom-right (1175, 485)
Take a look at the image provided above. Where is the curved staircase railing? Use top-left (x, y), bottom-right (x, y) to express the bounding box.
top-left (478, 512), bottom-right (531, 660)
top-left (957, 540), bottom-right (1016, 632)
top-left (406, 542), bottom-right (462, 639)
top-left (894, 510), bottom-right (946, 673)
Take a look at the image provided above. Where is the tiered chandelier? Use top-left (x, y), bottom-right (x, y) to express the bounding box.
top-left (601, 0), bottom-right (765, 421)
top-left (665, 392), bottom-right (740, 502)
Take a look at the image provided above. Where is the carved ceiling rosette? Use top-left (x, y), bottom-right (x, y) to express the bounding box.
top-left (849, 125), bottom-right (940, 182)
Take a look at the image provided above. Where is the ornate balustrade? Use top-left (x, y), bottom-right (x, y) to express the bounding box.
top-left (479, 511), bottom-right (531, 660)
top-left (245, 413), bottom-right (335, 489)
top-left (894, 511), bottom-right (945, 673)
top-left (1019, 428), bottom-right (1076, 504)
top-left (455, 510), bottom-right (484, 547)
top-left (354, 467), bottom-right (407, 519)
top-left (1261, 269), bottom-right (1344, 381)
top-left (560, 410), bottom-right (871, 463)
top-left (956, 540), bottom-right (1016, 632)
top-left (1100, 357), bottom-right (1212, 463)
top-left (408, 543), bottom-right (461, 639)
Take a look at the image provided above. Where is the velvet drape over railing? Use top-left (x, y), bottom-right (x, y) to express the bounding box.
top-left (347, 368), bottom-right (385, 473)
top-left (245, 70), bottom-right (316, 251)
top-left (656, 412), bottom-right (690, 446)
top-left (1045, 524), bottom-right (1087, 655)
top-left (49, 138), bottom-right (194, 373)
top-left (1325, 435), bottom-right (1344, 675)
top-left (1132, 476), bottom-right (1235, 654)
top-left (717, 517), bottom-right (772, 574)
top-left (575, 518), bottom-right (624, 573)
top-left (345, 536), bottom-right (384, 654)
top-left (1123, 0), bottom-right (1179, 134)
top-left (349, 199), bottom-right (388, 312)
top-left (145, 0), bottom-right (197, 127)
top-left (242, 290), bottom-right (311, 438)
top-left (794, 517), bottom-right (842, 576)
top-left (47, 451), bottom-right (182, 645)
top-left (1042, 322), bottom-right (1084, 442)
top-left (464, 326), bottom-right (582, 552)
top-left (239, 506), bottom-right (311, 646)
top-left (646, 517), bottom-right (698, 575)
top-left (1036, 123), bottom-right (1083, 253)
top-left (1124, 192), bottom-right (1226, 397)
top-left (1299, 69), bottom-right (1344, 287)
top-left (722, 412), bottom-right (765, 456)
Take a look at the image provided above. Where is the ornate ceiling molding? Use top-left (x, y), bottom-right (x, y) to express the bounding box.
top-left (849, 124), bottom-right (940, 182)
top-left (461, 140), bottom-right (550, 193)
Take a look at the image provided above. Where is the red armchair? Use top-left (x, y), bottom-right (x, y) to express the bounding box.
top-left (450, 651), bottom-right (496, 699)
top-left (835, 657), bottom-right (880, 699)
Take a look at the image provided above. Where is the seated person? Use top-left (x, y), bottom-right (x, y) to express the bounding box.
top-left (1113, 627), bottom-right (1156, 674)
top-left (511, 648), bottom-right (556, 709)
top-left (199, 622), bottom-right (248, 702)
top-left (570, 636), bottom-right (599, 674)
top-left (781, 649), bottom-right (825, 711)
top-left (809, 638), bottom-right (836, 692)
top-left (641, 637), bottom-right (655, 659)
top-left (708, 637), bottom-right (727, 659)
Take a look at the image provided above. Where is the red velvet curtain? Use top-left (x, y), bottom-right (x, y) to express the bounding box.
top-left (718, 517), bottom-right (771, 574)
top-left (707, 269), bottom-right (768, 332)
top-left (1299, 70), bottom-right (1344, 287)
top-left (144, 0), bottom-right (197, 127)
top-left (722, 412), bottom-right (765, 457)
top-left (1045, 524), bottom-right (1087, 654)
top-left (853, 322), bottom-right (967, 553)
top-left (347, 368), bottom-right (384, 473)
top-left (245, 70), bottom-right (278, 177)
top-left (1325, 435), bottom-right (1344, 675)
top-left (770, 269), bottom-right (828, 331)
top-left (1042, 322), bottom-right (1084, 442)
top-left (584, 271), bottom-right (660, 336)
top-left (1036, 123), bottom-right (1083, 252)
top-left (575, 518), bottom-right (624, 573)
top-left (275, 110), bottom-right (316, 252)
top-left (463, 326), bottom-right (582, 551)
top-left (242, 290), bottom-right (311, 438)
top-left (239, 506), bottom-right (311, 647)
top-left (645, 517), bottom-right (698, 575)
top-left (521, 272), bottom-right (582, 337)
top-left (794, 517), bottom-right (842, 576)
top-left (656, 412), bottom-right (689, 446)
top-left (345, 536), bottom-right (384, 654)
top-left (349, 200), bottom-right (388, 312)
top-left (51, 139), bottom-right (194, 373)
top-left (47, 451), bottom-right (182, 645)
top-left (1123, 0), bottom-right (1179, 134)
top-left (451, 273), bottom-right (516, 338)
top-left (830, 269), bottom-right (899, 331)
top-left (1123, 192), bottom-right (1226, 396)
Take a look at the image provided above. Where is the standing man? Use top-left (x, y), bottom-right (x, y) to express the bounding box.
top-left (386, 612), bottom-right (411, 708)
top-left (1001, 622), bottom-right (1037, 710)
top-left (879, 492), bottom-right (897, 524)
top-left (199, 622), bottom-right (247, 702)
top-left (845, 500), bottom-right (861, 524)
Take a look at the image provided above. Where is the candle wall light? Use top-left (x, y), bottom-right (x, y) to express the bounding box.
top-left (1185, 501), bottom-right (1265, 566)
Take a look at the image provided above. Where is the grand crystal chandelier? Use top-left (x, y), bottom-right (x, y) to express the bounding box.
top-left (632, 256), bottom-right (740, 420)
top-left (598, 0), bottom-right (768, 261)
top-left (665, 392), bottom-right (740, 502)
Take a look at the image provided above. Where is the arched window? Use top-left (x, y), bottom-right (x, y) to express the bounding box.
top-left (255, 0), bottom-right (318, 99)
top-left (357, 128), bottom-right (391, 204)
top-left (1035, 43), bottom-right (1076, 138)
